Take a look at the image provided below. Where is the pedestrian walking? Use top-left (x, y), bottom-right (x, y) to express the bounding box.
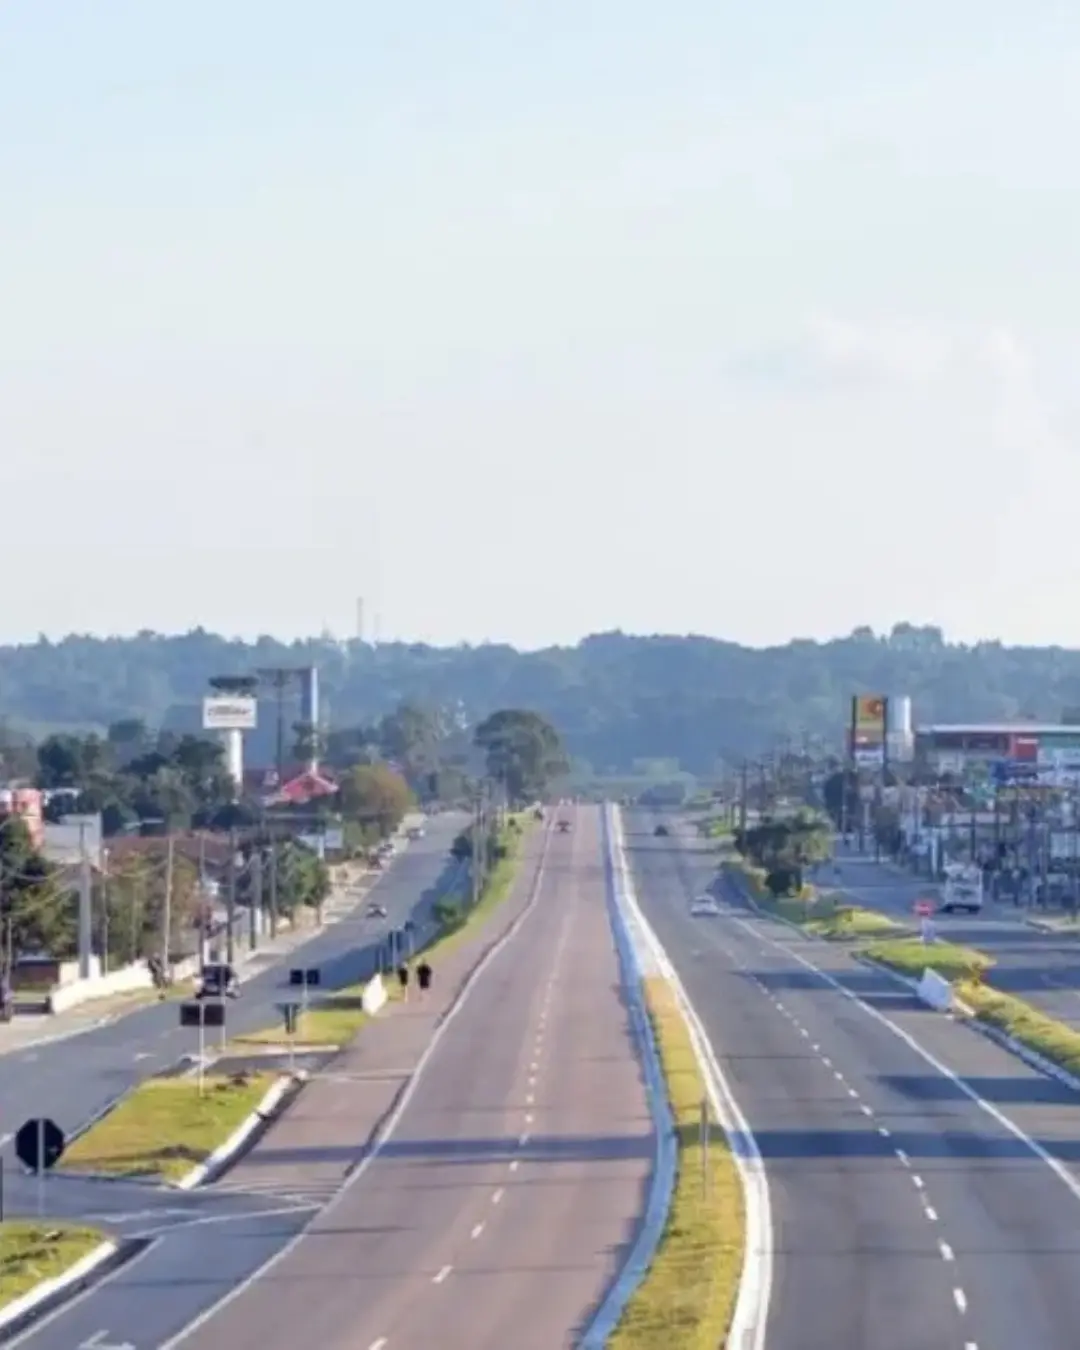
top-left (416, 961), bottom-right (432, 1000)
top-left (396, 963), bottom-right (410, 1001)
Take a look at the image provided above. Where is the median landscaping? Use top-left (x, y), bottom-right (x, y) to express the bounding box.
top-left (0, 1223), bottom-right (106, 1315)
top-left (861, 935), bottom-right (1080, 1083)
top-left (60, 1070), bottom-right (277, 1183)
top-left (235, 813), bottom-right (532, 1049)
top-left (608, 977), bottom-right (743, 1350)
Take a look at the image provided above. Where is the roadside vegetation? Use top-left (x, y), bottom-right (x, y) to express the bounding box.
top-left (61, 1071), bottom-right (275, 1183)
top-left (861, 937), bottom-right (991, 982)
top-left (0, 1223), bottom-right (105, 1313)
top-left (607, 977), bottom-right (743, 1350)
top-left (729, 856), bottom-right (903, 940)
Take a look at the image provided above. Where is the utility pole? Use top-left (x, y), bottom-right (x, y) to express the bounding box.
top-left (250, 848), bottom-right (262, 950)
top-left (100, 848), bottom-right (110, 977)
top-left (78, 821), bottom-right (93, 980)
top-left (268, 831), bottom-right (279, 939)
top-left (738, 760), bottom-right (749, 835)
top-left (161, 834), bottom-right (175, 971)
top-left (226, 828), bottom-right (238, 965)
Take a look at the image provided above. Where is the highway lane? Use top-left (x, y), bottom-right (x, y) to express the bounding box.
top-left (626, 809), bottom-right (1080, 1350)
top-left (25, 805), bottom-right (652, 1350)
top-left (0, 815), bottom-right (467, 1151)
top-left (825, 846), bottom-right (1080, 1029)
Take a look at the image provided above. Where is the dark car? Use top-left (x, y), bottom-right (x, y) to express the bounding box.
top-left (557, 820), bottom-right (571, 833)
top-left (197, 963), bottom-right (240, 999)
top-left (654, 824), bottom-right (670, 837)
top-left (367, 902), bottom-right (388, 919)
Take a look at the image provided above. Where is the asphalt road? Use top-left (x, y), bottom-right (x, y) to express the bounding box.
top-left (825, 846), bottom-right (1080, 1029)
top-left (0, 815), bottom-right (467, 1155)
top-left (625, 810), bottom-right (1080, 1350)
top-left (14, 805), bottom-right (654, 1350)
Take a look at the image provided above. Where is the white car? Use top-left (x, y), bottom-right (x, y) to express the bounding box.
top-left (690, 896), bottom-right (721, 917)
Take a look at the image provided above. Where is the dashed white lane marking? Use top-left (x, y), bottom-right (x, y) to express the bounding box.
top-left (526, 1093), bottom-right (534, 1105)
top-left (525, 1113), bottom-right (533, 1125)
top-left (368, 1339), bottom-right (387, 1350)
top-left (755, 954), bottom-right (971, 1331)
top-left (492, 1188), bottom-right (504, 1205)
top-left (509, 1159), bottom-right (519, 1172)
top-left (471, 1223), bottom-right (484, 1239)
top-left (433, 1264), bottom-right (452, 1284)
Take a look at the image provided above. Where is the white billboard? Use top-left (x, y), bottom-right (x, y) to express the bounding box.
top-left (202, 695), bottom-right (257, 731)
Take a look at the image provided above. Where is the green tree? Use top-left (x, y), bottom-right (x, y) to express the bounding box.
top-left (474, 709), bottom-right (567, 804)
top-left (0, 817), bottom-right (75, 962)
top-left (339, 763), bottom-right (414, 838)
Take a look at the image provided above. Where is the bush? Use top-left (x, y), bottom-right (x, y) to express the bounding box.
top-left (432, 898), bottom-right (463, 928)
top-left (766, 866), bottom-right (801, 896)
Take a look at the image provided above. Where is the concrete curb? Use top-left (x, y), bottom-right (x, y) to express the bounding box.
top-left (578, 806), bottom-right (678, 1348)
top-left (174, 1073), bottom-right (301, 1191)
top-left (582, 808), bottom-right (772, 1350)
top-left (0, 1239), bottom-right (126, 1340)
top-left (854, 954), bottom-right (1080, 1094)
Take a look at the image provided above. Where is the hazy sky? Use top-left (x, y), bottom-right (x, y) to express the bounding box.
top-left (3, 1), bottom-right (1079, 650)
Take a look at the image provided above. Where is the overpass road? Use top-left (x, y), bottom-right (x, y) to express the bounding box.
top-left (0, 815), bottom-right (468, 1155)
top-left (825, 846), bottom-right (1080, 1030)
top-left (625, 809), bottom-right (1080, 1350)
top-left (9, 806), bottom-right (654, 1350)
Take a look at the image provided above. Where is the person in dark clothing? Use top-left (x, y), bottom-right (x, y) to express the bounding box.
top-left (416, 961), bottom-right (432, 1000)
top-left (396, 963), bottom-right (410, 1001)
top-left (0, 969), bottom-right (12, 1023)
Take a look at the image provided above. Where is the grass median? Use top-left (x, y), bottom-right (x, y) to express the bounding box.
top-left (413, 812), bottom-right (534, 965)
top-left (233, 815), bottom-right (532, 1049)
top-left (730, 862), bottom-right (904, 941)
top-left (608, 977), bottom-right (743, 1350)
top-left (861, 937), bottom-right (992, 982)
top-left (0, 1223), bottom-right (106, 1313)
top-left (861, 935), bottom-right (1080, 1079)
top-left (60, 1071), bottom-right (276, 1183)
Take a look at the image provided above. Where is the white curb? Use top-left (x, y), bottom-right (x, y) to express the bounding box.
top-left (173, 1074), bottom-right (297, 1191)
top-left (0, 1240), bottom-right (119, 1334)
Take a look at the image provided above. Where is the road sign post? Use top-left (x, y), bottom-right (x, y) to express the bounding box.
top-left (289, 967), bottom-right (320, 1020)
top-left (278, 1002), bottom-right (301, 1071)
top-left (15, 1117), bottom-right (65, 1216)
top-left (180, 1000), bottom-right (226, 1095)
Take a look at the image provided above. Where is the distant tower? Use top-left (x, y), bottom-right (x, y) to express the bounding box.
top-left (356, 596), bottom-right (365, 643)
top-left (205, 675), bottom-right (259, 798)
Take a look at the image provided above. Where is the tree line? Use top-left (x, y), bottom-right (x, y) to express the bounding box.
top-left (7, 620), bottom-right (1079, 775)
top-left (0, 705), bottom-right (567, 970)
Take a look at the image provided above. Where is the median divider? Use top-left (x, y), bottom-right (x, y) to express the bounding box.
top-left (581, 804), bottom-right (769, 1350)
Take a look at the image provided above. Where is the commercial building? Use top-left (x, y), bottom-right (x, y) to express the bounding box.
top-left (915, 723), bottom-right (1080, 784)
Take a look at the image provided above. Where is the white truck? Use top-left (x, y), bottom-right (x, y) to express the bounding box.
top-left (939, 862), bottom-right (984, 914)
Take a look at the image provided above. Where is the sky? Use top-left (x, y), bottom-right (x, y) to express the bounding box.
top-left (2, 0), bottom-right (1080, 651)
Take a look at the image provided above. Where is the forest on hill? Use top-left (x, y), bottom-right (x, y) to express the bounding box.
top-left (2, 622), bottom-right (1080, 774)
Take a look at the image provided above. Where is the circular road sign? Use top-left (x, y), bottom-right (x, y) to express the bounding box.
top-left (914, 898), bottom-right (935, 918)
top-left (15, 1117), bottom-right (65, 1172)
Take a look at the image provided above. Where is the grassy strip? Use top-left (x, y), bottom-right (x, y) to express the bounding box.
top-left (607, 977), bottom-right (743, 1350)
top-left (61, 1071), bottom-right (276, 1182)
top-left (865, 936), bottom-right (1080, 1080)
top-left (0, 1223), bottom-right (106, 1312)
top-left (234, 814), bottom-right (532, 1049)
top-left (415, 813), bottom-right (533, 964)
top-left (954, 980), bottom-right (1080, 1077)
top-left (861, 937), bottom-right (992, 982)
top-left (728, 861), bottom-right (903, 940)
